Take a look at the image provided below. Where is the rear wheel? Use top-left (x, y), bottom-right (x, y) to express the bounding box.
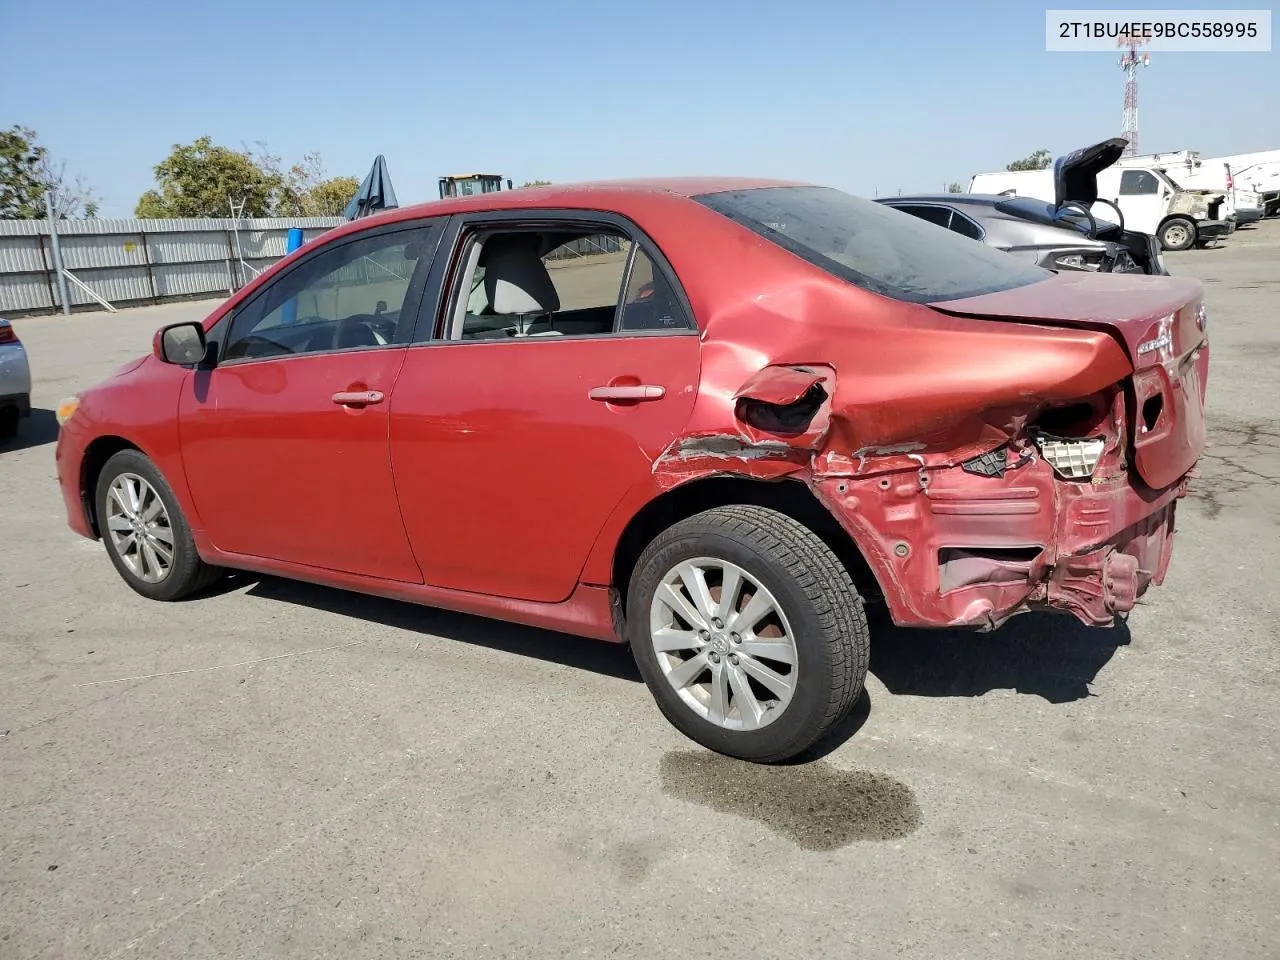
top-left (1159, 216), bottom-right (1196, 251)
top-left (627, 505), bottom-right (869, 763)
top-left (95, 449), bottom-right (222, 601)
top-left (0, 406), bottom-right (17, 440)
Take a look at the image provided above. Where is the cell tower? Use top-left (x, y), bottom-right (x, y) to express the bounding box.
top-left (1118, 32), bottom-right (1151, 156)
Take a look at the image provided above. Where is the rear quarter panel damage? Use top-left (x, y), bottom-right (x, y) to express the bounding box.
top-left (577, 202), bottom-right (1172, 628)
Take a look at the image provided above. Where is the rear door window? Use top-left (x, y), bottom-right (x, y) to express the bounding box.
top-left (444, 224), bottom-right (694, 340)
top-left (948, 211), bottom-right (984, 240)
top-left (696, 186), bottom-right (1047, 303)
top-left (893, 204), bottom-right (953, 229)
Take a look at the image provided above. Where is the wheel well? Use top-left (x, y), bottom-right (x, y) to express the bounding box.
top-left (80, 436), bottom-right (140, 537)
top-left (610, 475), bottom-right (882, 609)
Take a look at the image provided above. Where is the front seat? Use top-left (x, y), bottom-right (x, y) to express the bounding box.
top-left (481, 234), bottom-right (561, 335)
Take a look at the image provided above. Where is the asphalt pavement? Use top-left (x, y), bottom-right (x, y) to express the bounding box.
top-left (2, 223), bottom-right (1278, 959)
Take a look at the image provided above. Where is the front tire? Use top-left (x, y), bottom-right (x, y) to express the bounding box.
top-left (95, 449), bottom-right (221, 601)
top-left (627, 505), bottom-right (870, 763)
top-left (1159, 216), bottom-right (1196, 252)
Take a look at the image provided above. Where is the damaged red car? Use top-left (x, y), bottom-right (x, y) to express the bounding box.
top-left (54, 177), bottom-right (1209, 763)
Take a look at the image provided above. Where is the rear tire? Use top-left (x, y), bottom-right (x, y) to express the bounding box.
top-left (1159, 216), bottom-right (1196, 252)
top-left (0, 407), bottom-right (17, 440)
top-left (627, 505), bottom-right (869, 764)
top-left (94, 449), bottom-right (222, 601)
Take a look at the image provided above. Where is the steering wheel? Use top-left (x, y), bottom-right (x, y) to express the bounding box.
top-left (1054, 200), bottom-right (1099, 240)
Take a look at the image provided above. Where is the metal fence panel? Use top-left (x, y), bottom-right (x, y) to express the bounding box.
top-left (0, 273), bottom-right (54, 311)
top-left (0, 236), bottom-right (46, 274)
top-left (153, 261), bottom-right (235, 298)
top-left (58, 266), bottom-right (153, 307)
top-left (146, 230), bottom-right (231, 265)
top-left (0, 216), bottom-right (346, 315)
top-left (58, 233), bottom-right (151, 271)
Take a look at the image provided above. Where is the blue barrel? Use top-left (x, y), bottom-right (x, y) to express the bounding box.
top-left (282, 229), bottom-right (305, 323)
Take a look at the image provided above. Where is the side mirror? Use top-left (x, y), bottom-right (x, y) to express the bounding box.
top-left (155, 322), bottom-right (208, 365)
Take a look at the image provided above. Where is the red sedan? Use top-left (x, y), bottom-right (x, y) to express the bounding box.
top-left (54, 178), bottom-right (1209, 762)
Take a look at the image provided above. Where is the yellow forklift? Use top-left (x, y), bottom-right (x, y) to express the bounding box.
top-left (438, 174), bottom-right (513, 199)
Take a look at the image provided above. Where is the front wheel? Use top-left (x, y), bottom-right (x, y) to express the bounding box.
top-left (1159, 216), bottom-right (1196, 251)
top-left (627, 505), bottom-right (870, 763)
top-left (95, 449), bottom-right (222, 601)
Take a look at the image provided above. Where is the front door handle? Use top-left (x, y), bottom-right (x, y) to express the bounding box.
top-left (332, 390), bottom-right (385, 406)
top-left (588, 384), bottom-right (666, 402)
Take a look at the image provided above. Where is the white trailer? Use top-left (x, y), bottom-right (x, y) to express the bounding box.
top-left (1205, 150), bottom-right (1280, 216)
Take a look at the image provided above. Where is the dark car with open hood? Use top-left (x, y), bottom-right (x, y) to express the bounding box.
top-left (54, 176), bottom-right (1209, 763)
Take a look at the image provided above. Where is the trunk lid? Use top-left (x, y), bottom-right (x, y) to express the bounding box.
top-left (1053, 137), bottom-right (1128, 207)
top-left (931, 271), bottom-right (1209, 490)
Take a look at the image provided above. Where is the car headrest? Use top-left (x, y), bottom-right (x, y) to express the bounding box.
top-left (482, 235), bottom-right (560, 315)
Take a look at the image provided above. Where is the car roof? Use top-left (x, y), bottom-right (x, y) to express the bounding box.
top-left (410, 176), bottom-right (802, 211)
top-left (315, 177), bottom-right (811, 246)
top-left (880, 194), bottom-right (1002, 206)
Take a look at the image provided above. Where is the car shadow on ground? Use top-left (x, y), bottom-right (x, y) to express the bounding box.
top-left (205, 575), bottom-right (1130, 760)
top-left (0, 408), bottom-right (58, 453)
top-left (868, 606), bottom-right (1132, 704)
top-left (222, 574), bottom-right (644, 682)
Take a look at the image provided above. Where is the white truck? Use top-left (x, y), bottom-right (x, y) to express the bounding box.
top-left (1115, 151), bottom-right (1246, 227)
top-left (969, 160), bottom-right (1232, 251)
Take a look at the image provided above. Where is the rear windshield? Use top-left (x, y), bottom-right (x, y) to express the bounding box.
top-left (695, 185), bottom-right (1049, 304)
top-left (994, 197), bottom-right (1119, 235)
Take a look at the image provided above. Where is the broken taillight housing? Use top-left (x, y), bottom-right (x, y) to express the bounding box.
top-left (1032, 433), bottom-right (1106, 479)
top-left (1028, 387), bottom-right (1121, 480)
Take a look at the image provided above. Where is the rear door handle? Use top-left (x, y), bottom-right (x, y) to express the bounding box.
top-left (332, 390), bottom-right (385, 406)
top-left (588, 385), bottom-right (666, 402)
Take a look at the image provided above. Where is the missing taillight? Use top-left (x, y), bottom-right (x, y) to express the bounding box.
top-left (1028, 389), bottom-right (1120, 480)
top-left (1033, 399), bottom-right (1105, 437)
top-left (1142, 395), bottom-right (1164, 433)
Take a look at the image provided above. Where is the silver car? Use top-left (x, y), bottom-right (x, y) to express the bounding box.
top-left (877, 193), bottom-right (1166, 275)
top-left (880, 138), bottom-right (1168, 275)
top-left (0, 317), bottom-right (32, 440)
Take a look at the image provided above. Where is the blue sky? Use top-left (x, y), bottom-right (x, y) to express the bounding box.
top-left (3, 0), bottom-right (1275, 217)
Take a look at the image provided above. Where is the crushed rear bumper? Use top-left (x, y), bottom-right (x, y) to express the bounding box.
top-left (814, 461), bottom-right (1188, 632)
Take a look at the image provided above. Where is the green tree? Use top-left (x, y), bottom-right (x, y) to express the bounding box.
top-left (520, 179), bottom-right (552, 188)
top-left (946, 181), bottom-right (964, 193)
top-left (0, 125), bottom-right (46, 218)
top-left (1, 125), bottom-right (98, 219)
top-left (1006, 149), bottom-right (1052, 172)
top-left (272, 151), bottom-right (359, 216)
top-left (303, 176), bottom-right (361, 216)
top-left (135, 136), bottom-right (281, 218)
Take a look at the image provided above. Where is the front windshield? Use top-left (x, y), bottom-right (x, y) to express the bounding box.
top-left (695, 186), bottom-right (1049, 304)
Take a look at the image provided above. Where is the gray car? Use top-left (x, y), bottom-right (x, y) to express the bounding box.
top-left (877, 193), bottom-right (1167, 275)
top-left (0, 317), bottom-right (32, 439)
top-left (879, 138), bottom-right (1169, 276)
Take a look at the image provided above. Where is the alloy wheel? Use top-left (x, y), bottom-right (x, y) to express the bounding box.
top-left (105, 472), bottom-right (175, 583)
top-left (648, 557), bottom-right (799, 731)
